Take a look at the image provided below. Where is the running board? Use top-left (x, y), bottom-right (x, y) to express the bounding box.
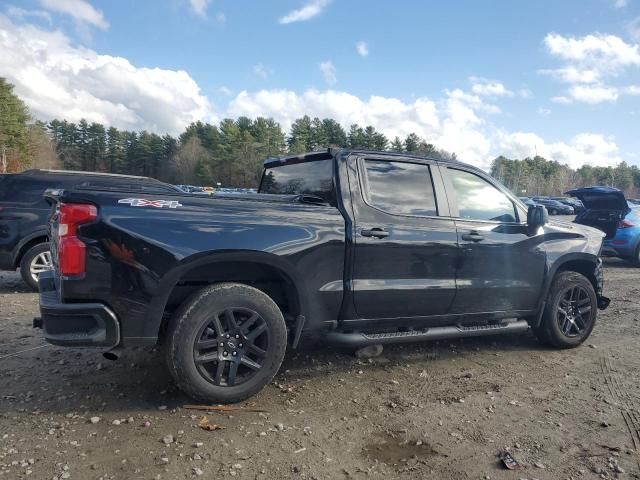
top-left (326, 320), bottom-right (530, 347)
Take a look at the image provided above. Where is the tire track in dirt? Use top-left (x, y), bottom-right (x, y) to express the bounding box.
top-left (600, 353), bottom-right (640, 467)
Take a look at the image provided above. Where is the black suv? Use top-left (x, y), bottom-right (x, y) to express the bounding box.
top-left (0, 169), bottom-right (180, 289)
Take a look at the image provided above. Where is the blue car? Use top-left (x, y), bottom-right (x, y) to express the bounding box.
top-left (602, 207), bottom-right (640, 264)
top-left (567, 186), bottom-right (640, 265)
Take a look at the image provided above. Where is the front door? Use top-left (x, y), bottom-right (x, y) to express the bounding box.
top-left (349, 157), bottom-right (458, 321)
top-left (442, 166), bottom-right (546, 315)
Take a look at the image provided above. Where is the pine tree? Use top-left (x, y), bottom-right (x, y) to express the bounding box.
top-left (404, 133), bottom-right (421, 153)
top-left (288, 115), bottom-right (313, 153)
top-left (347, 124), bottom-right (365, 148)
top-left (0, 78), bottom-right (31, 172)
top-left (390, 137), bottom-right (404, 152)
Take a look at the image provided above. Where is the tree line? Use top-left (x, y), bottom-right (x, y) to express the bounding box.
top-left (43, 116), bottom-right (456, 187)
top-left (2, 77), bottom-right (640, 195)
top-left (491, 156), bottom-right (640, 197)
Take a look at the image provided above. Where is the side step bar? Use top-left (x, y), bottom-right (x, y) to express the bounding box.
top-left (326, 320), bottom-right (530, 347)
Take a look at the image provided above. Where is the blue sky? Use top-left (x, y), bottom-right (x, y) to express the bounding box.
top-left (1, 0), bottom-right (640, 169)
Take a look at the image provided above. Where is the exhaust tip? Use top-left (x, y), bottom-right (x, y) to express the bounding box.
top-left (103, 348), bottom-right (121, 361)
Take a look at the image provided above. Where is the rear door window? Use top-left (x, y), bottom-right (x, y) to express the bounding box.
top-left (362, 160), bottom-right (438, 216)
top-left (447, 168), bottom-right (517, 222)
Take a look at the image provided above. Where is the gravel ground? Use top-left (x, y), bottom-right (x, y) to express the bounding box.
top-left (1, 256), bottom-right (640, 480)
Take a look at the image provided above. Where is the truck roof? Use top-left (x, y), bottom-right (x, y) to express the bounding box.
top-left (263, 148), bottom-right (467, 169)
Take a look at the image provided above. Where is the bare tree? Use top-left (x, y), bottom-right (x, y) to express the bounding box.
top-left (172, 136), bottom-right (207, 184)
top-left (29, 123), bottom-right (62, 170)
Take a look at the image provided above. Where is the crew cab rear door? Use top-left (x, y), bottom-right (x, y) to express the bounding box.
top-left (347, 155), bottom-right (458, 322)
top-left (441, 166), bottom-right (545, 315)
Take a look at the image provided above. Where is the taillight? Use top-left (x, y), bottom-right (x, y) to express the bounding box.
top-left (57, 203), bottom-right (97, 276)
top-left (618, 219), bottom-right (635, 229)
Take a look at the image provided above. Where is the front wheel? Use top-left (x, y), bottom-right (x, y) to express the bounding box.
top-left (19, 243), bottom-right (52, 291)
top-left (165, 283), bottom-right (288, 403)
top-left (550, 208), bottom-right (558, 215)
top-left (535, 271), bottom-right (597, 348)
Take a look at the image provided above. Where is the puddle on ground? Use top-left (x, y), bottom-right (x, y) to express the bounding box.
top-left (362, 431), bottom-right (439, 465)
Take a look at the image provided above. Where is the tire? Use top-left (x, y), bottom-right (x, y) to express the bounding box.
top-left (19, 243), bottom-right (52, 291)
top-left (535, 271), bottom-right (597, 349)
top-left (550, 209), bottom-right (558, 215)
top-left (165, 283), bottom-right (288, 403)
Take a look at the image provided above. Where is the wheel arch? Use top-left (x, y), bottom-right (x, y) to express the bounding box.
top-left (532, 253), bottom-right (600, 328)
top-left (146, 251), bottom-right (307, 343)
top-left (13, 231), bottom-right (49, 268)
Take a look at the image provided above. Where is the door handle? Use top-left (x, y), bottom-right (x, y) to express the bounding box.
top-left (361, 227), bottom-right (390, 238)
top-left (461, 232), bottom-right (484, 242)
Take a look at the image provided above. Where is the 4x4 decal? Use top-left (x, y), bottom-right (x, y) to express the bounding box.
top-left (118, 198), bottom-right (182, 208)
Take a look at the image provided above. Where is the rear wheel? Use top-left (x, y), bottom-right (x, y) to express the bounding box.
top-left (19, 243), bottom-right (52, 291)
top-left (535, 271), bottom-right (597, 348)
top-left (165, 283), bottom-right (288, 403)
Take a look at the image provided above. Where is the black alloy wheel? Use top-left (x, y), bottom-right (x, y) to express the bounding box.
top-left (165, 282), bottom-right (288, 403)
top-left (556, 285), bottom-right (592, 338)
top-left (193, 308), bottom-right (269, 387)
top-left (534, 271), bottom-right (597, 348)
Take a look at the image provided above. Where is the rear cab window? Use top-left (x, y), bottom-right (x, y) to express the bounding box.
top-left (259, 159), bottom-right (335, 205)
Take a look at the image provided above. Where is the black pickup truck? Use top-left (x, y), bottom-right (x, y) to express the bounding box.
top-left (36, 149), bottom-right (611, 403)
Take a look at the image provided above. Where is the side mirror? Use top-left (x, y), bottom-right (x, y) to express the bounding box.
top-left (527, 205), bottom-right (548, 231)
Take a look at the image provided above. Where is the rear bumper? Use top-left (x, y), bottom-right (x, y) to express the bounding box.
top-left (602, 239), bottom-right (636, 258)
top-left (35, 271), bottom-right (120, 347)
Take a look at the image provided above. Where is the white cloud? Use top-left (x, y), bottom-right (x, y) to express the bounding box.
top-left (518, 88), bottom-right (533, 99)
top-left (498, 132), bottom-right (620, 169)
top-left (38, 0), bottom-right (108, 30)
top-left (319, 60), bottom-right (337, 85)
top-left (625, 85), bottom-right (640, 95)
top-left (0, 15), bottom-right (212, 135)
top-left (537, 107), bottom-right (552, 117)
top-left (215, 11), bottom-right (226, 24)
top-left (544, 33), bottom-right (640, 72)
top-left (568, 85), bottom-right (619, 103)
top-left (551, 95), bottom-right (573, 104)
top-left (279, 0), bottom-right (331, 24)
top-left (6, 5), bottom-right (52, 23)
top-left (253, 63), bottom-right (272, 79)
top-left (469, 77), bottom-right (514, 97)
top-left (189, 0), bottom-right (210, 17)
top-left (356, 41), bottom-right (368, 57)
top-left (614, 0), bottom-right (629, 7)
top-left (538, 66), bottom-right (600, 84)
top-left (541, 32), bottom-right (640, 103)
top-left (218, 86), bottom-right (234, 96)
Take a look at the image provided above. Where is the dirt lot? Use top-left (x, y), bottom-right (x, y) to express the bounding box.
top-left (2, 258), bottom-right (640, 480)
